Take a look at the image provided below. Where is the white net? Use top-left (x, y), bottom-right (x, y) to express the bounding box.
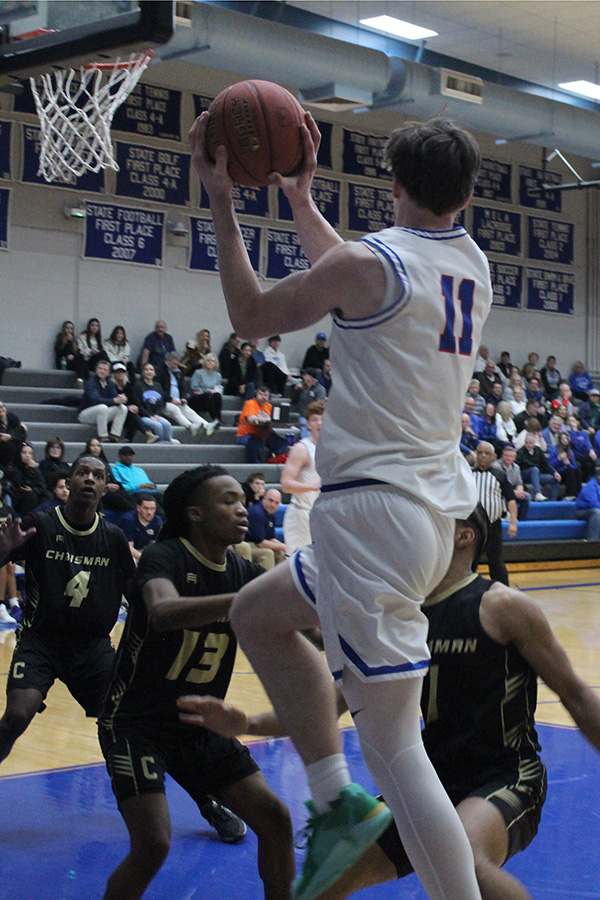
top-left (30, 52), bottom-right (151, 183)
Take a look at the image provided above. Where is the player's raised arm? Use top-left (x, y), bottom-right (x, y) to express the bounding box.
top-left (0, 515), bottom-right (36, 566)
top-left (481, 584), bottom-right (600, 751)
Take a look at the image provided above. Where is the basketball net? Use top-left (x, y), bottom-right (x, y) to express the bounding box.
top-left (30, 51), bottom-right (152, 183)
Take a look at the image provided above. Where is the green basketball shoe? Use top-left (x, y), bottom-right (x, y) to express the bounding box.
top-left (293, 783), bottom-right (393, 900)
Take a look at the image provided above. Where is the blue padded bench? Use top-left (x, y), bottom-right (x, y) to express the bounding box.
top-left (501, 501), bottom-right (586, 541)
top-left (274, 503), bottom-right (288, 542)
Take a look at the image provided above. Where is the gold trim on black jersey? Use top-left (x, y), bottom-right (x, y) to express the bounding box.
top-left (55, 507), bottom-right (100, 537)
top-left (425, 572), bottom-right (478, 608)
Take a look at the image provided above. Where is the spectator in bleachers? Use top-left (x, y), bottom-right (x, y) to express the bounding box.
top-left (34, 473), bottom-right (69, 512)
top-left (139, 320), bottom-right (176, 372)
top-left (494, 400), bottom-right (517, 444)
top-left (514, 398), bottom-right (545, 434)
top-left (522, 351), bottom-right (540, 383)
top-left (465, 378), bottom-right (486, 416)
top-left (180, 328), bottom-right (211, 375)
top-left (188, 353), bottom-right (223, 427)
top-left (541, 415), bottom-right (567, 452)
top-left (245, 488), bottom-right (286, 570)
top-left (302, 332), bottom-right (329, 371)
top-left (53, 320), bottom-right (83, 377)
top-left (291, 369), bottom-right (327, 418)
top-left (104, 325), bottom-right (136, 382)
top-left (0, 401), bottom-right (27, 470)
top-left (247, 338), bottom-right (265, 367)
top-left (459, 413), bottom-right (478, 465)
top-left (567, 415), bottom-right (597, 481)
top-left (473, 344), bottom-right (492, 374)
top-left (488, 381), bottom-right (504, 407)
top-left (473, 402), bottom-right (504, 455)
top-left (0, 481), bottom-right (20, 623)
top-left (111, 363), bottom-right (159, 444)
top-left (574, 463), bottom-right (600, 540)
top-left (134, 363), bottom-right (177, 444)
top-left (225, 341), bottom-right (258, 401)
top-left (242, 472), bottom-right (266, 509)
top-left (517, 432), bottom-right (560, 501)
top-left (236, 387), bottom-right (288, 464)
top-left (513, 417), bottom-right (547, 451)
top-left (462, 395), bottom-right (478, 425)
top-left (77, 317), bottom-right (108, 379)
top-left (110, 445), bottom-right (162, 506)
top-left (548, 432), bottom-right (582, 501)
top-left (496, 350), bottom-right (512, 380)
top-left (38, 437), bottom-right (70, 489)
top-left (6, 441), bottom-right (50, 514)
top-left (262, 335), bottom-right (295, 396)
top-left (540, 355), bottom-right (561, 401)
top-left (509, 385), bottom-right (526, 418)
top-left (120, 496), bottom-right (163, 562)
top-left (317, 358), bottom-right (332, 396)
top-left (476, 359), bottom-right (503, 400)
top-left (158, 352), bottom-right (214, 437)
top-left (502, 370), bottom-right (523, 402)
top-left (525, 375), bottom-right (545, 409)
top-left (77, 359), bottom-right (128, 443)
top-left (218, 332), bottom-right (240, 380)
top-left (82, 437), bottom-right (136, 513)
top-left (556, 382), bottom-right (575, 417)
top-left (578, 387), bottom-right (600, 437)
top-left (569, 361), bottom-right (594, 402)
top-left (492, 444), bottom-right (530, 520)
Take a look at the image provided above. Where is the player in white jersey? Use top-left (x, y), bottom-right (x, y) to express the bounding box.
top-left (191, 113), bottom-right (492, 900)
top-left (281, 401), bottom-right (324, 555)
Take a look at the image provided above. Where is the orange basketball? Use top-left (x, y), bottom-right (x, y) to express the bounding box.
top-left (206, 80), bottom-right (304, 188)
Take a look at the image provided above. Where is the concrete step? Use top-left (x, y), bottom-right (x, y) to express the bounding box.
top-left (3, 404), bottom-right (79, 424)
top-left (3, 368), bottom-right (78, 389)
top-left (126, 462), bottom-right (283, 484)
top-left (28, 442), bottom-right (250, 465)
top-left (1, 386), bottom-right (83, 405)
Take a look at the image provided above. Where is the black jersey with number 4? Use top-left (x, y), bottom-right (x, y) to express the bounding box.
top-left (12, 508), bottom-right (135, 639)
top-left (421, 573), bottom-right (541, 800)
top-left (99, 538), bottom-right (264, 736)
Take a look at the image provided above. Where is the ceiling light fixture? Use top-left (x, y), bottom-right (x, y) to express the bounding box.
top-left (558, 80), bottom-right (600, 101)
top-left (359, 15), bottom-right (438, 41)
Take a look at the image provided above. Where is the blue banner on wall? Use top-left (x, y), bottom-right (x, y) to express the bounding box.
top-left (266, 228), bottom-right (309, 279)
top-left (115, 142), bottom-right (190, 206)
top-left (0, 121), bottom-right (11, 180)
top-left (0, 187), bottom-right (9, 249)
top-left (21, 124), bottom-right (105, 191)
top-left (473, 158), bottom-right (512, 203)
top-left (112, 83), bottom-right (181, 141)
top-left (489, 261), bottom-right (523, 309)
top-left (528, 216), bottom-right (574, 264)
top-left (84, 202), bottom-right (164, 266)
top-left (342, 129), bottom-right (391, 181)
top-left (277, 175), bottom-right (341, 227)
top-left (193, 94), bottom-right (213, 117)
top-left (315, 121), bottom-right (333, 170)
top-left (526, 266), bottom-right (574, 315)
top-left (199, 182), bottom-right (270, 218)
top-left (189, 217), bottom-right (260, 274)
top-left (519, 166), bottom-right (562, 212)
top-left (472, 206), bottom-right (521, 256)
top-left (347, 182), bottom-right (393, 232)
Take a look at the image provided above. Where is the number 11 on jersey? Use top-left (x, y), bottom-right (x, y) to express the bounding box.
top-left (439, 275), bottom-right (475, 356)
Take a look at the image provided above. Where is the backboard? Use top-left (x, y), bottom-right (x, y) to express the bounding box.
top-left (0, 1), bottom-right (174, 88)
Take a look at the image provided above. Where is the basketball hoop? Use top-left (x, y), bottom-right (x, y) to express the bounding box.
top-left (30, 50), bottom-right (153, 183)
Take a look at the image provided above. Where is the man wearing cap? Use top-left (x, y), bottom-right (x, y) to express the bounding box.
top-left (578, 388), bottom-right (600, 437)
top-left (302, 333), bottom-right (329, 372)
top-left (574, 462), bottom-right (600, 541)
top-left (110, 447), bottom-right (162, 506)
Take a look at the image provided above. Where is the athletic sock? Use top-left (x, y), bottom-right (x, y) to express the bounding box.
top-left (306, 753), bottom-right (352, 813)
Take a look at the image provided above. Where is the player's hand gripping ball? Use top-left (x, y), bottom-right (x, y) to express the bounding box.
top-left (206, 80), bottom-right (305, 187)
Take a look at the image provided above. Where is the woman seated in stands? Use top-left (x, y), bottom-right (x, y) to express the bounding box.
top-left (77, 317), bottom-right (108, 379)
top-left (218, 332), bottom-right (240, 380)
top-left (569, 360), bottom-right (594, 403)
top-left (38, 436), bottom-right (70, 489)
top-left (187, 353), bottom-right (223, 426)
top-left (180, 328), bottom-right (211, 375)
top-left (474, 402), bottom-right (505, 455)
top-left (502, 370), bottom-right (523, 402)
top-left (225, 341), bottom-right (258, 400)
top-left (82, 437), bottom-right (136, 513)
top-left (567, 415), bottom-right (597, 481)
top-left (53, 320), bottom-right (83, 377)
top-left (513, 416), bottom-right (548, 451)
top-left (509, 385), bottom-right (527, 418)
top-left (111, 363), bottom-right (159, 444)
top-left (104, 325), bottom-right (137, 382)
top-left (548, 432), bottom-right (582, 501)
top-left (6, 441), bottom-right (50, 515)
top-left (495, 400), bottom-right (517, 445)
top-left (134, 363), bottom-right (177, 443)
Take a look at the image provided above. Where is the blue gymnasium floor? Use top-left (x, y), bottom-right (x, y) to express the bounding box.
top-left (0, 724), bottom-right (598, 900)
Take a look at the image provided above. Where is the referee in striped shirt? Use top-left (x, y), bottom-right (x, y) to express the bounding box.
top-left (472, 441), bottom-right (518, 585)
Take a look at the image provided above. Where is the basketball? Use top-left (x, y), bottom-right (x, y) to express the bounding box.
top-left (206, 80), bottom-right (304, 187)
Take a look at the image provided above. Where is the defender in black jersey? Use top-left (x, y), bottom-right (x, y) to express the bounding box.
top-left (0, 456), bottom-right (135, 766)
top-left (98, 466), bottom-right (293, 900)
top-left (180, 507), bottom-right (600, 900)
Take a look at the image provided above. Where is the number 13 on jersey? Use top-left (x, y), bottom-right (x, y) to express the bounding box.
top-left (439, 276), bottom-right (475, 356)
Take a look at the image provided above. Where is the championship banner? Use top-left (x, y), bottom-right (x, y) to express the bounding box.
top-left (342, 128), bottom-right (391, 181)
top-left (112, 83), bottom-right (181, 142)
top-left (528, 216), bottom-right (574, 264)
top-left (526, 266), bottom-right (574, 315)
top-left (266, 228), bottom-right (309, 279)
top-left (472, 206), bottom-right (521, 256)
top-left (347, 182), bottom-right (393, 232)
top-left (277, 175), bottom-right (341, 227)
top-left (473, 158), bottom-right (512, 203)
top-left (199, 182), bottom-right (270, 218)
top-left (115, 142), bottom-right (190, 206)
top-left (84, 202), bottom-right (164, 266)
top-left (189, 217), bottom-right (260, 274)
top-left (22, 124), bottom-right (105, 191)
top-left (519, 166), bottom-right (562, 212)
top-left (489, 261), bottom-right (523, 309)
